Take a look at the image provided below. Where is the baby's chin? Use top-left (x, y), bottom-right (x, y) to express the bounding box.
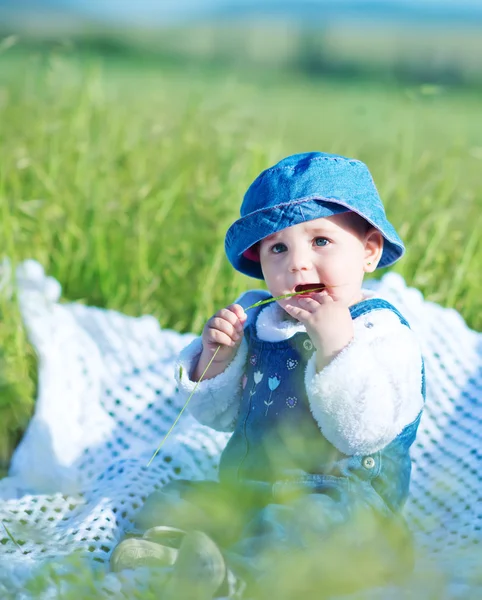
top-left (275, 300), bottom-right (302, 323)
top-left (282, 310), bottom-right (299, 324)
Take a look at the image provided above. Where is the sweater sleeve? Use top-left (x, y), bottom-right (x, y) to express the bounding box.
top-left (305, 309), bottom-right (424, 456)
top-left (175, 336), bottom-right (248, 432)
top-left (174, 289), bottom-right (269, 432)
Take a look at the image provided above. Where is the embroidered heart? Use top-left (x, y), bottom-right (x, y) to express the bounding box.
top-left (286, 358), bottom-right (298, 370)
top-left (286, 396), bottom-right (298, 409)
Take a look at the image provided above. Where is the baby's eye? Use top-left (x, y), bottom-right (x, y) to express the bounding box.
top-left (314, 237), bottom-right (329, 247)
top-left (271, 242), bottom-right (287, 254)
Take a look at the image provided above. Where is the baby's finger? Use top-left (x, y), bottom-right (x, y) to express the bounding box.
top-left (218, 304), bottom-right (247, 333)
top-left (216, 306), bottom-right (242, 327)
top-left (288, 292), bottom-right (331, 313)
top-left (283, 302), bottom-right (310, 322)
top-left (209, 316), bottom-right (240, 339)
top-left (211, 308), bottom-right (241, 335)
top-left (309, 293), bottom-right (334, 306)
top-left (205, 325), bottom-right (240, 347)
top-left (226, 304), bottom-right (248, 331)
top-left (294, 297), bottom-right (320, 314)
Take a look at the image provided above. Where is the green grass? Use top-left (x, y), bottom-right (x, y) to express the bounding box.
top-left (0, 47), bottom-right (481, 467)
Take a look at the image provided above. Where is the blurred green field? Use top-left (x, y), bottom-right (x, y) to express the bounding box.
top-left (0, 46), bottom-right (481, 467)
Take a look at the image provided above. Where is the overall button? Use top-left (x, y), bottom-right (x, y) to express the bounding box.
top-left (362, 456), bottom-right (376, 469)
top-left (303, 339), bottom-right (313, 351)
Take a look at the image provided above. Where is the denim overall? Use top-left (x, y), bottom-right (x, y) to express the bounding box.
top-left (219, 297), bottom-right (425, 513)
top-left (135, 298), bottom-right (425, 594)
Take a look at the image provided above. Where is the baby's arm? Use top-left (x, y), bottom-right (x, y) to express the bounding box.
top-left (304, 309), bottom-right (424, 455)
top-left (175, 303), bottom-right (248, 432)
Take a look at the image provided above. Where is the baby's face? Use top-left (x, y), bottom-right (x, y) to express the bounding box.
top-left (258, 213), bottom-right (382, 313)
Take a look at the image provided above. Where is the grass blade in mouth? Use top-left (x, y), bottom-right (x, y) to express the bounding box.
top-left (244, 286), bottom-right (325, 310)
top-left (295, 284), bottom-right (325, 293)
top-left (147, 286), bottom-right (326, 466)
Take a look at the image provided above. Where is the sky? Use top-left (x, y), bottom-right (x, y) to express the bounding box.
top-left (1, 0), bottom-right (482, 26)
top-left (61, 0), bottom-right (482, 22)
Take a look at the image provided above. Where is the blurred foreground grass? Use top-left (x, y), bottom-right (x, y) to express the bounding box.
top-left (0, 48), bottom-right (481, 466)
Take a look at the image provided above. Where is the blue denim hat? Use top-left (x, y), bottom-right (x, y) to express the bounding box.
top-left (225, 152), bottom-right (404, 279)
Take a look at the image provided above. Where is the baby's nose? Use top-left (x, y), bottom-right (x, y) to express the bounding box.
top-left (288, 248), bottom-right (313, 272)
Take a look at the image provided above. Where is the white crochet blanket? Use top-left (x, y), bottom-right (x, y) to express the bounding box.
top-left (0, 260), bottom-right (481, 599)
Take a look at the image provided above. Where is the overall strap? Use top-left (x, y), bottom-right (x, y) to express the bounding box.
top-left (349, 298), bottom-right (409, 327)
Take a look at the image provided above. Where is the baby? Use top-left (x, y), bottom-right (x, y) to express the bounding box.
top-left (111, 152), bottom-right (425, 599)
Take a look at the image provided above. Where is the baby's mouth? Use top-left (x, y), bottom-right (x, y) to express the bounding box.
top-left (294, 283), bottom-right (325, 297)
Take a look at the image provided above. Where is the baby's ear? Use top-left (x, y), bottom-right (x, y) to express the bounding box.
top-left (364, 229), bottom-right (384, 272)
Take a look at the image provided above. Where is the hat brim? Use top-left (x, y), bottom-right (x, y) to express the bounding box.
top-left (225, 197), bottom-right (404, 280)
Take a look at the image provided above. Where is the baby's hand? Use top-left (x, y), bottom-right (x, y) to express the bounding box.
top-left (284, 294), bottom-right (353, 370)
top-left (201, 304), bottom-right (247, 364)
